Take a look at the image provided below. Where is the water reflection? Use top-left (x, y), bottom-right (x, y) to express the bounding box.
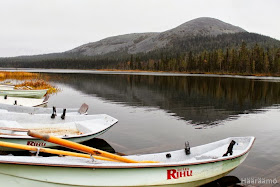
top-left (44, 73), bottom-right (280, 126)
top-left (201, 176), bottom-right (242, 187)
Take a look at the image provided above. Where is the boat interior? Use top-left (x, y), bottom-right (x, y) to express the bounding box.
top-left (0, 111), bottom-right (118, 137)
top-left (0, 136), bottom-right (254, 167)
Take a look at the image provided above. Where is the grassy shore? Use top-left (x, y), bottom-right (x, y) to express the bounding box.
top-left (0, 71), bottom-right (38, 80)
top-left (0, 71), bottom-right (59, 94)
top-left (15, 80), bottom-right (59, 94)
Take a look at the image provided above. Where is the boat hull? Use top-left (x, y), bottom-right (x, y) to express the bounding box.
top-left (0, 153), bottom-right (248, 187)
top-left (0, 89), bottom-right (47, 98)
top-left (0, 96), bottom-right (47, 107)
top-left (0, 103), bottom-right (78, 114)
top-left (0, 112), bottom-right (118, 151)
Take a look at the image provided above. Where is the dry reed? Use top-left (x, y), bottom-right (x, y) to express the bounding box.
top-left (0, 71), bottom-right (38, 80)
top-left (15, 79), bottom-right (60, 94)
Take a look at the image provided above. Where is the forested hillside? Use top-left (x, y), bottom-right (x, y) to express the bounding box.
top-left (0, 18), bottom-right (280, 76)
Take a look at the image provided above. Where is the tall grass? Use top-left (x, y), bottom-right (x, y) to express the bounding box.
top-left (15, 80), bottom-right (60, 94)
top-left (0, 71), bottom-right (38, 80)
top-left (0, 71), bottom-right (59, 94)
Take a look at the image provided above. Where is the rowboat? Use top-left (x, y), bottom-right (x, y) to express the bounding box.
top-left (0, 136), bottom-right (255, 186)
top-left (0, 95), bottom-right (49, 107)
top-left (0, 88), bottom-right (47, 98)
top-left (0, 111), bottom-right (118, 151)
top-left (0, 100), bottom-right (88, 115)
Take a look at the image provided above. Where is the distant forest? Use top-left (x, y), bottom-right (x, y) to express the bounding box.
top-left (0, 33), bottom-right (280, 76)
top-left (123, 42), bottom-right (280, 75)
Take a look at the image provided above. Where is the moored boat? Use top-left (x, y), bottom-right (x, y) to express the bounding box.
top-left (0, 88), bottom-right (47, 98)
top-left (0, 111), bottom-right (118, 151)
top-left (0, 136), bottom-right (255, 186)
top-left (0, 101), bottom-right (88, 114)
top-left (0, 95), bottom-right (48, 107)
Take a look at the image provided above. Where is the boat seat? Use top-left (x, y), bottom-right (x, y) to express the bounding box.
top-left (195, 155), bottom-right (219, 160)
top-left (75, 122), bottom-right (92, 134)
top-left (75, 120), bottom-right (107, 134)
top-left (195, 144), bottom-right (229, 160)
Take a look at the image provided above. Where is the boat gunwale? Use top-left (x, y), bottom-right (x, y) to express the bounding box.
top-left (0, 137), bottom-right (255, 169)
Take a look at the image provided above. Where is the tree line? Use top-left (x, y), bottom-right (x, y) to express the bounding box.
top-left (117, 42), bottom-right (280, 75)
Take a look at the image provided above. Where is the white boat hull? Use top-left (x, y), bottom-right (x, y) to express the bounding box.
top-left (0, 112), bottom-right (118, 151)
top-left (0, 103), bottom-right (79, 114)
top-left (0, 89), bottom-right (47, 98)
top-left (0, 137), bottom-right (255, 186)
top-left (0, 154), bottom-right (246, 187)
top-left (0, 127), bottom-right (112, 151)
top-left (0, 126), bottom-right (112, 151)
top-left (0, 96), bottom-right (47, 107)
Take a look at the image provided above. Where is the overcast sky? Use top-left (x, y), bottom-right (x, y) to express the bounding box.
top-left (0, 0), bottom-right (279, 57)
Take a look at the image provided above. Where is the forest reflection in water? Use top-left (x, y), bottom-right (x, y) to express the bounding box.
top-left (45, 73), bottom-right (280, 127)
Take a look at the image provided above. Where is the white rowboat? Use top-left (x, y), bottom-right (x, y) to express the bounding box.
top-left (0, 111), bottom-right (118, 151)
top-left (0, 102), bottom-right (87, 115)
top-left (0, 88), bottom-right (47, 98)
top-left (0, 95), bottom-right (48, 107)
top-left (0, 136), bottom-right (255, 186)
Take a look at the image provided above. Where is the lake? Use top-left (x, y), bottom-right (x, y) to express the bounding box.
top-left (12, 69), bottom-right (280, 186)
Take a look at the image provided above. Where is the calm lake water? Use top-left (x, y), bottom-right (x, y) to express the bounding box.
top-left (12, 69), bottom-right (280, 186)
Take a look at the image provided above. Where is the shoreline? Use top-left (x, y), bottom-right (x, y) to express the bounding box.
top-left (94, 69), bottom-right (280, 77)
top-left (1, 68), bottom-right (280, 80)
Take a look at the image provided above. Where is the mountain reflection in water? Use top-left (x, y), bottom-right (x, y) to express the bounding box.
top-left (44, 73), bottom-right (280, 127)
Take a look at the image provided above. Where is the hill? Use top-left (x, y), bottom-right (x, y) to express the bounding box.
top-left (67, 17), bottom-right (247, 56)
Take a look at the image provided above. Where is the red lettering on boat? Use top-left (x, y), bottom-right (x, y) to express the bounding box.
top-left (167, 169), bottom-right (177, 180)
top-left (27, 141), bottom-right (46, 147)
top-left (167, 168), bottom-right (193, 180)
